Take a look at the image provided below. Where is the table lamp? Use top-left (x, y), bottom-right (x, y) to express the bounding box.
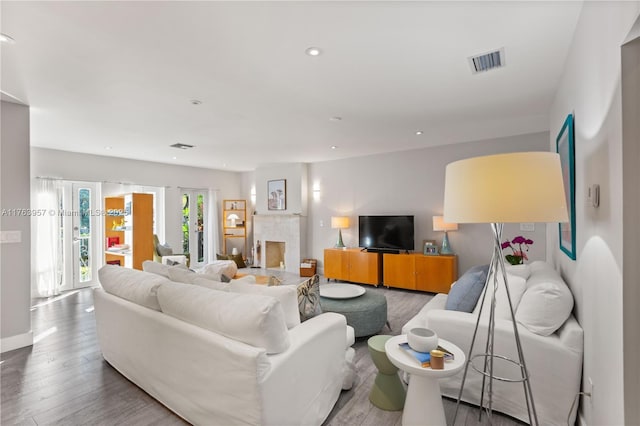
top-left (227, 213), bottom-right (240, 227)
top-left (443, 151), bottom-right (568, 425)
top-left (432, 215), bottom-right (458, 255)
top-left (331, 216), bottom-right (350, 248)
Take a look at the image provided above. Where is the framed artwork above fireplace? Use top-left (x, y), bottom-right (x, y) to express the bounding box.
top-left (268, 179), bottom-right (286, 210)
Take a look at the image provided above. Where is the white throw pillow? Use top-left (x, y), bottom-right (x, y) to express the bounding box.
top-left (515, 267), bottom-right (574, 336)
top-left (198, 260), bottom-right (238, 281)
top-left (99, 265), bottom-right (170, 311)
top-left (157, 281), bottom-right (290, 354)
top-left (505, 264), bottom-right (531, 280)
top-left (474, 271), bottom-right (527, 321)
top-left (229, 282), bottom-right (301, 329)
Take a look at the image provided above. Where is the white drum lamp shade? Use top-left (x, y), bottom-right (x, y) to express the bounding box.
top-left (443, 151), bottom-right (568, 425)
top-left (443, 151), bottom-right (568, 224)
top-left (331, 216), bottom-right (350, 248)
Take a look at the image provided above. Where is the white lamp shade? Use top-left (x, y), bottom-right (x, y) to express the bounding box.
top-left (443, 152), bottom-right (569, 223)
top-left (432, 215), bottom-right (458, 231)
top-left (331, 216), bottom-right (350, 229)
top-left (227, 213), bottom-right (240, 227)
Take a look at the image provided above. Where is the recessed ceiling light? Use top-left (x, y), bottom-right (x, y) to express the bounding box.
top-left (0, 33), bottom-right (15, 44)
top-left (331, 145), bottom-right (338, 150)
top-left (330, 116), bottom-right (342, 122)
top-left (190, 99), bottom-right (202, 105)
top-left (172, 156), bottom-right (177, 160)
top-left (305, 47), bottom-right (322, 56)
top-left (416, 130), bottom-right (424, 135)
top-left (104, 146), bottom-right (112, 150)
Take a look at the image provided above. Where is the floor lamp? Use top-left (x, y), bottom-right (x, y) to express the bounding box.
top-left (443, 152), bottom-right (568, 425)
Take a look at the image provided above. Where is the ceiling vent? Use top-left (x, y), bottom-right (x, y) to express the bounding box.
top-left (468, 48), bottom-right (505, 74)
top-left (170, 143), bottom-right (194, 150)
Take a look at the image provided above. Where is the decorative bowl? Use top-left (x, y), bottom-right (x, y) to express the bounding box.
top-left (407, 327), bottom-right (438, 353)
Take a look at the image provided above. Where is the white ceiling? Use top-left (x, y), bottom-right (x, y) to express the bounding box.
top-left (1, 1), bottom-right (583, 172)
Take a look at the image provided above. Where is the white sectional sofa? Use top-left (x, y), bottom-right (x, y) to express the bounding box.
top-left (94, 264), bottom-right (355, 426)
top-left (402, 261), bottom-right (583, 426)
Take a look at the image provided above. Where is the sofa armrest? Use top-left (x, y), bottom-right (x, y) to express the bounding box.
top-left (401, 293), bottom-right (448, 335)
top-left (260, 312), bottom-right (347, 426)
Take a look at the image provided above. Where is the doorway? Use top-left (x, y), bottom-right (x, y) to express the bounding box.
top-left (182, 190), bottom-right (208, 267)
top-left (61, 181), bottom-right (100, 290)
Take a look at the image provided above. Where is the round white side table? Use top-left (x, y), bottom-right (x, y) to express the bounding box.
top-left (385, 335), bottom-right (465, 426)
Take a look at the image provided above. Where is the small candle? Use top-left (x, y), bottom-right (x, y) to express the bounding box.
top-left (430, 350), bottom-right (445, 369)
top-left (280, 261), bottom-right (284, 269)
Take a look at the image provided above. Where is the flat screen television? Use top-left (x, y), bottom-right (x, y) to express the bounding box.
top-left (358, 215), bottom-right (415, 253)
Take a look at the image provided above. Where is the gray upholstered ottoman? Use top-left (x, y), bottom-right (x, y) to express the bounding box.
top-left (320, 289), bottom-right (388, 337)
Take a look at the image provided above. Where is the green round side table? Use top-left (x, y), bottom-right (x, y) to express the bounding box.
top-left (368, 334), bottom-right (406, 411)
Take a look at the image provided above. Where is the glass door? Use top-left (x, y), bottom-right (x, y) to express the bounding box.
top-left (182, 190), bottom-right (208, 267)
top-left (61, 182), bottom-right (100, 290)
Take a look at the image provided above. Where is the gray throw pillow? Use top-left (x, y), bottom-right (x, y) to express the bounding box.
top-left (157, 243), bottom-right (173, 257)
top-left (297, 274), bottom-right (322, 321)
top-left (218, 253), bottom-right (246, 269)
top-left (445, 264), bottom-right (490, 312)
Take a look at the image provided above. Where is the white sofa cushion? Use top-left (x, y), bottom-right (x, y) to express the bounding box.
top-left (475, 271), bottom-right (526, 321)
top-left (98, 265), bottom-right (170, 311)
top-left (157, 281), bottom-right (290, 354)
top-left (515, 266), bottom-right (574, 336)
top-left (198, 260), bottom-right (238, 281)
top-left (229, 282), bottom-right (301, 329)
top-left (505, 264), bottom-right (531, 280)
top-left (142, 260), bottom-right (188, 278)
top-left (167, 266), bottom-right (196, 283)
top-left (192, 277), bottom-right (232, 291)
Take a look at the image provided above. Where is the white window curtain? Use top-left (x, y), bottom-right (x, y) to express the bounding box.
top-left (207, 189), bottom-right (219, 263)
top-left (33, 178), bottom-right (63, 298)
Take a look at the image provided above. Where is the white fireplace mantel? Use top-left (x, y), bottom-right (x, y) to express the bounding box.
top-left (253, 215), bottom-right (307, 274)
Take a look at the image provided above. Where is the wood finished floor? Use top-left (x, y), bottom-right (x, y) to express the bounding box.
top-left (1, 283), bottom-right (523, 426)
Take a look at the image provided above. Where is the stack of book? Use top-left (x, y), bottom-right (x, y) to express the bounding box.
top-left (399, 342), bottom-right (454, 368)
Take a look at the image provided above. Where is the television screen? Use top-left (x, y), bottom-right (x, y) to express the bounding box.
top-left (358, 215), bottom-right (414, 252)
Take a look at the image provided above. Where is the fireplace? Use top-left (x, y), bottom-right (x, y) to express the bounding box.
top-left (265, 241), bottom-right (285, 268)
top-left (253, 215), bottom-right (306, 273)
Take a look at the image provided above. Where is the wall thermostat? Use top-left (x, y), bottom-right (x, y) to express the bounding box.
top-left (587, 184), bottom-right (600, 208)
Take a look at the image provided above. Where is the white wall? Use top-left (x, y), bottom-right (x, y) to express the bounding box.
top-left (308, 132), bottom-right (550, 275)
top-left (548, 2), bottom-right (640, 424)
top-left (31, 148), bottom-right (242, 252)
top-left (622, 24), bottom-right (640, 426)
top-left (1, 101), bottom-right (32, 352)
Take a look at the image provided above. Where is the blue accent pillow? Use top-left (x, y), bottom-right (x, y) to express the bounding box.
top-left (445, 264), bottom-right (490, 312)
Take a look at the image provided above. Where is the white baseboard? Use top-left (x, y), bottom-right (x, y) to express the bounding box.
top-left (1, 330), bottom-right (33, 353)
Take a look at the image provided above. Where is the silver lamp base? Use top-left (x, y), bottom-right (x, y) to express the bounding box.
top-left (334, 229), bottom-right (345, 248)
top-left (453, 223), bottom-right (538, 425)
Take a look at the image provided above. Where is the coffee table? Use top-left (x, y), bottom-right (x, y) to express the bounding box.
top-left (319, 283), bottom-right (365, 299)
top-left (385, 335), bottom-right (465, 425)
top-left (320, 285), bottom-right (388, 337)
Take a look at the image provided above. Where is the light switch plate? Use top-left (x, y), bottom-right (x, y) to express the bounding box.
top-left (587, 184), bottom-right (600, 207)
top-left (520, 223), bottom-right (535, 232)
top-left (0, 230), bottom-right (22, 243)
